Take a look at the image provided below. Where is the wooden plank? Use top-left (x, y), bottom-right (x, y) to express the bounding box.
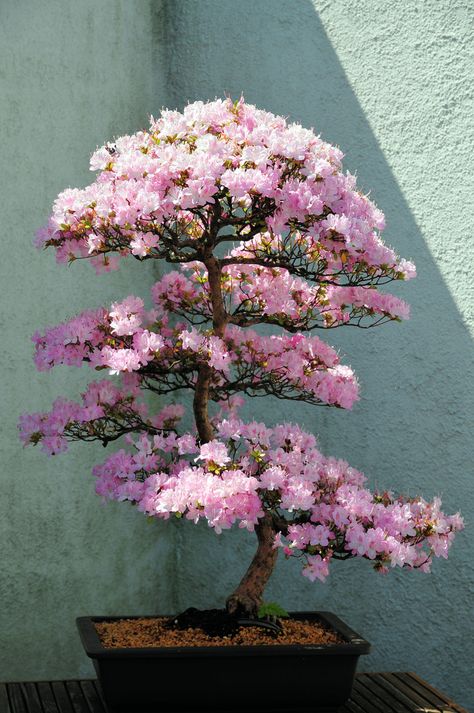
top-left (382, 673), bottom-right (448, 711)
top-left (0, 685), bottom-right (12, 713)
top-left (78, 682), bottom-right (105, 713)
top-left (396, 673), bottom-right (468, 713)
top-left (338, 688), bottom-right (379, 713)
top-left (356, 674), bottom-right (413, 712)
top-left (63, 683), bottom-right (89, 713)
top-left (36, 683), bottom-right (59, 713)
top-left (340, 700), bottom-right (367, 713)
top-left (368, 673), bottom-right (438, 711)
top-left (90, 683), bottom-right (106, 712)
top-left (349, 689), bottom-right (386, 713)
top-left (50, 683), bottom-right (74, 713)
top-left (352, 677), bottom-right (397, 713)
top-left (18, 685), bottom-right (41, 713)
top-left (397, 672), bottom-right (453, 708)
top-left (408, 672), bottom-right (468, 713)
top-left (6, 686), bottom-right (27, 713)
top-left (0, 676), bottom-right (468, 713)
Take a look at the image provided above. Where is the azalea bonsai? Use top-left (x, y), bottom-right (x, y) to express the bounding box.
top-left (20, 98), bottom-right (462, 619)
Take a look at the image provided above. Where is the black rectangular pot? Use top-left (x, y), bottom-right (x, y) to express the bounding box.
top-left (77, 611), bottom-right (370, 713)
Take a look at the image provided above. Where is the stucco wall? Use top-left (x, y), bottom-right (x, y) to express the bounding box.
top-left (162, 1), bottom-right (473, 708)
top-left (0, 0), bottom-right (175, 681)
top-left (2, 0), bottom-right (473, 709)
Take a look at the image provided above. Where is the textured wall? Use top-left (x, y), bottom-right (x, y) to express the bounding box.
top-left (2, 0), bottom-right (473, 709)
top-left (161, 0), bottom-right (474, 708)
top-left (0, 0), bottom-right (175, 681)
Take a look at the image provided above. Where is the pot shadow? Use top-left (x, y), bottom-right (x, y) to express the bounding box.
top-left (150, 2), bottom-right (473, 707)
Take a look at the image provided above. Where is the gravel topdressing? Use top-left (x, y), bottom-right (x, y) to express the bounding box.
top-left (95, 616), bottom-right (344, 648)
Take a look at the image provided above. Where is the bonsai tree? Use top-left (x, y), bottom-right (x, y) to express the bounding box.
top-left (20, 98), bottom-right (462, 618)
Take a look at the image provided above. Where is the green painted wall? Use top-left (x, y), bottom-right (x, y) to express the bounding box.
top-left (0, 0), bottom-right (175, 681)
top-left (163, 1), bottom-right (473, 708)
top-left (2, 0), bottom-right (472, 708)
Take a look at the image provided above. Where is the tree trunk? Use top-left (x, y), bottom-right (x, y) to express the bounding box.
top-left (195, 252), bottom-right (278, 616)
top-left (192, 252), bottom-right (277, 615)
top-left (226, 512), bottom-right (279, 617)
top-left (193, 253), bottom-right (228, 444)
top-left (193, 364), bottom-right (214, 443)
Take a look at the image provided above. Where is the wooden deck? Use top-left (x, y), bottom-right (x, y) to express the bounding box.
top-left (0, 673), bottom-right (468, 713)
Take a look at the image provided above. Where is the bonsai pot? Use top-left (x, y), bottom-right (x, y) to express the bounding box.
top-left (77, 611), bottom-right (370, 713)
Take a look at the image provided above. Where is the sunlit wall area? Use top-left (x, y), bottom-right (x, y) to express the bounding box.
top-left (2, 1), bottom-right (472, 709)
top-left (160, 1), bottom-right (473, 708)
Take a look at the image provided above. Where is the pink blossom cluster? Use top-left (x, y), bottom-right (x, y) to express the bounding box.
top-left (31, 294), bottom-right (169, 375)
top-left (36, 98), bottom-right (414, 291)
top-left (221, 325), bottom-right (359, 407)
top-left (18, 378), bottom-right (149, 455)
top-left (151, 263), bottom-right (411, 331)
top-left (21, 389), bottom-right (462, 574)
top-left (32, 308), bottom-right (109, 371)
top-left (223, 239), bottom-right (412, 326)
top-left (177, 323), bottom-right (359, 406)
top-left (21, 98), bottom-right (462, 594)
top-left (19, 398), bottom-right (85, 455)
top-left (28, 284), bottom-right (360, 408)
top-left (89, 419), bottom-right (463, 574)
top-left (18, 372), bottom-right (187, 457)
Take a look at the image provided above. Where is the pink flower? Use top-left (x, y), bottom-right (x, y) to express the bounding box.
top-left (22, 97), bottom-right (462, 596)
top-left (208, 336), bottom-right (230, 373)
top-left (102, 347), bottom-right (142, 374)
top-left (180, 328), bottom-right (205, 352)
top-left (87, 233), bottom-right (103, 254)
top-left (109, 296), bottom-right (144, 336)
top-left (259, 466), bottom-right (286, 491)
top-left (176, 434), bottom-right (199, 455)
top-left (196, 440), bottom-right (231, 467)
top-left (130, 232), bottom-right (159, 257)
top-left (133, 330), bottom-right (164, 356)
top-left (303, 555), bottom-right (331, 582)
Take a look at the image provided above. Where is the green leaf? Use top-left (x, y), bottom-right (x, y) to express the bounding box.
top-left (250, 449), bottom-right (265, 463)
top-left (257, 601), bottom-right (289, 619)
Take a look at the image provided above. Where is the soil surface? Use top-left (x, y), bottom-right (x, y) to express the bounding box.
top-left (95, 609), bottom-right (344, 648)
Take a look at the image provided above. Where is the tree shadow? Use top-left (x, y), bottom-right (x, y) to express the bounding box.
top-left (151, 2), bottom-right (473, 707)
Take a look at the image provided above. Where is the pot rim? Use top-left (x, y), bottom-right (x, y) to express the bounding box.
top-left (77, 610), bottom-right (371, 659)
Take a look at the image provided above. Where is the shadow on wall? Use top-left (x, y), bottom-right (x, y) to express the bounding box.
top-left (151, 1), bottom-right (473, 708)
top-left (151, 0), bottom-right (474, 476)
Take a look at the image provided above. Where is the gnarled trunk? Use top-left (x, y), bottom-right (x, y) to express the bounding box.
top-left (226, 512), bottom-right (278, 617)
top-left (192, 250), bottom-right (279, 617)
top-left (193, 364), bottom-right (214, 443)
top-left (193, 253), bottom-right (227, 444)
